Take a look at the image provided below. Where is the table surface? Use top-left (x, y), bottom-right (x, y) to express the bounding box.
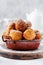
top-left (0, 57), bottom-right (43, 65)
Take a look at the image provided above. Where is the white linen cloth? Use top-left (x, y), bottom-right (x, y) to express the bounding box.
top-left (0, 57), bottom-right (43, 65)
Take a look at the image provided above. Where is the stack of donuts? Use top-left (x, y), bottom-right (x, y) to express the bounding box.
top-left (2, 19), bottom-right (42, 50)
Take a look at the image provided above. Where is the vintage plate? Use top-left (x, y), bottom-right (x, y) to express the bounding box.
top-left (0, 41), bottom-right (43, 60)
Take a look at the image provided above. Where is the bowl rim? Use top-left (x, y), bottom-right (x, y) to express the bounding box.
top-left (3, 38), bottom-right (41, 42)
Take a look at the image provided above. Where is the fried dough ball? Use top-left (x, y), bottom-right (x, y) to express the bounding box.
top-left (35, 30), bottom-right (42, 39)
top-left (2, 31), bottom-right (9, 41)
top-left (9, 30), bottom-right (22, 40)
top-left (26, 22), bottom-right (32, 28)
top-left (15, 19), bottom-right (27, 32)
top-left (2, 35), bottom-right (12, 42)
top-left (2, 31), bottom-right (9, 35)
top-left (23, 29), bottom-right (36, 40)
top-left (2, 31), bottom-right (12, 42)
top-left (7, 22), bottom-right (15, 34)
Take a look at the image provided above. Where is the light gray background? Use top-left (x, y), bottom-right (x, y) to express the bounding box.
top-left (0, 1), bottom-right (43, 65)
top-left (0, 0), bottom-right (43, 19)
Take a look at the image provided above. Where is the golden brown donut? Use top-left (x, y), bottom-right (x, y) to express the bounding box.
top-left (2, 31), bottom-right (9, 35)
top-left (9, 30), bottom-right (22, 40)
top-left (2, 31), bottom-right (12, 42)
top-left (7, 22), bottom-right (15, 34)
top-left (26, 22), bottom-right (32, 28)
top-left (35, 30), bottom-right (42, 39)
top-left (23, 29), bottom-right (36, 40)
top-left (15, 19), bottom-right (27, 32)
